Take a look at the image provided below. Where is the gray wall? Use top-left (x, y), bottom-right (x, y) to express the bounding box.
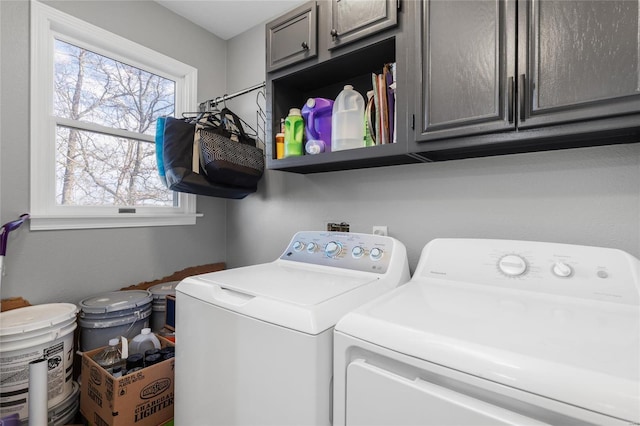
top-left (0, 1), bottom-right (228, 305)
top-left (225, 25), bottom-right (640, 272)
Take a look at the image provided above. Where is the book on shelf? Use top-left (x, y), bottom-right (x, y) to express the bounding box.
top-left (370, 62), bottom-right (396, 145)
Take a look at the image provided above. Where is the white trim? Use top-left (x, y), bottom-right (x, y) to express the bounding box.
top-left (30, 1), bottom-right (200, 230)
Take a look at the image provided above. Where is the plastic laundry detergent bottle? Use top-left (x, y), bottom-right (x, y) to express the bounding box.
top-left (129, 327), bottom-right (161, 356)
top-left (284, 108), bottom-right (304, 158)
top-left (331, 85), bottom-right (365, 151)
top-left (301, 98), bottom-right (334, 154)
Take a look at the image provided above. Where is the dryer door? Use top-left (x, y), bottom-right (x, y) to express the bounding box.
top-left (346, 360), bottom-right (549, 426)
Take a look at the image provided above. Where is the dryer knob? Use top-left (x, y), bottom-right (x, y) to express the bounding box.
top-left (293, 241), bottom-right (304, 252)
top-left (552, 261), bottom-right (573, 278)
top-left (306, 242), bottom-right (318, 253)
top-left (325, 241), bottom-right (342, 258)
top-left (498, 254), bottom-right (527, 276)
top-left (352, 246), bottom-right (365, 258)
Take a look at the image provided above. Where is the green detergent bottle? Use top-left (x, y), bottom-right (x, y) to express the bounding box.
top-left (284, 108), bottom-right (304, 157)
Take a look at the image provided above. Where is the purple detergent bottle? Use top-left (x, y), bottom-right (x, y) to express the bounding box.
top-left (301, 98), bottom-right (333, 154)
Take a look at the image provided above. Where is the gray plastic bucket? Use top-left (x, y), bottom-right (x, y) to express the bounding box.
top-left (77, 290), bottom-right (153, 351)
top-left (0, 303), bottom-right (78, 421)
top-left (148, 281), bottom-right (179, 332)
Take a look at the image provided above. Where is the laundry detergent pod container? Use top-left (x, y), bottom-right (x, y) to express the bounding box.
top-left (77, 290), bottom-right (152, 352)
top-left (302, 97), bottom-right (333, 154)
top-left (332, 85), bottom-right (365, 151)
top-left (148, 281), bottom-right (179, 332)
top-left (0, 303), bottom-right (78, 421)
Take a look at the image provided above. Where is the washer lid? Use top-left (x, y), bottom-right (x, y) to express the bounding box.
top-left (79, 290), bottom-right (153, 314)
top-left (177, 261), bottom-right (384, 335)
top-left (0, 303), bottom-right (78, 336)
top-left (336, 280), bottom-right (640, 422)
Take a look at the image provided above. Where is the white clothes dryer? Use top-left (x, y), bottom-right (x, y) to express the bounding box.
top-left (334, 238), bottom-right (640, 426)
top-left (175, 231), bottom-right (410, 426)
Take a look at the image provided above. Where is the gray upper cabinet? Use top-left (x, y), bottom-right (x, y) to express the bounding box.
top-left (416, 0), bottom-right (516, 141)
top-left (518, 0), bottom-right (640, 128)
top-left (267, 2), bottom-right (317, 73)
top-left (413, 0), bottom-right (640, 150)
top-left (328, 0), bottom-right (399, 50)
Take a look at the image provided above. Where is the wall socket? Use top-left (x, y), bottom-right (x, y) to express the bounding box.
top-left (372, 226), bottom-right (388, 236)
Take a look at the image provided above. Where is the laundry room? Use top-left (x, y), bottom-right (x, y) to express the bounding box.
top-left (1, 0), bottom-right (639, 425)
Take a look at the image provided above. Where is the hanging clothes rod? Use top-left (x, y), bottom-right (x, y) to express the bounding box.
top-left (200, 82), bottom-right (266, 111)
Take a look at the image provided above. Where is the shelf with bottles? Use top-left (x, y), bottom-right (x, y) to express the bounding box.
top-left (267, 37), bottom-right (418, 173)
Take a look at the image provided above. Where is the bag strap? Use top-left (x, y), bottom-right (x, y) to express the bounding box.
top-left (220, 107), bottom-right (252, 144)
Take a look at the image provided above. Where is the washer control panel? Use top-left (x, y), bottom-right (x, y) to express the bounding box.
top-left (418, 239), bottom-right (640, 305)
top-left (280, 231), bottom-right (394, 274)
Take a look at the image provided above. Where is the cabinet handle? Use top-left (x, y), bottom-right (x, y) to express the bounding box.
top-left (508, 76), bottom-right (514, 123)
top-left (301, 41), bottom-right (309, 50)
top-left (331, 29), bottom-right (339, 39)
top-left (519, 74), bottom-right (526, 122)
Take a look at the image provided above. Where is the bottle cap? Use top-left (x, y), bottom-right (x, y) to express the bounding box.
top-left (344, 85), bottom-right (353, 90)
top-left (289, 108), bottom-right (301, 116)
top-left (141, 328), bottom-right (151, 335)
top-left (109, 338), bottom-right (119, 346)
top-left (306, 98), bottom-right (316, 108)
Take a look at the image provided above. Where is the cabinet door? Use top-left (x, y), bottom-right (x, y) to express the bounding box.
top-left (518, 0), bottom-right (640, 128)
top-left (267, 1), bottom-right (317, 73)
top-left (328, 0), bottom-right (398, 50)
top-left (416, 0), bottom-right (516, 142)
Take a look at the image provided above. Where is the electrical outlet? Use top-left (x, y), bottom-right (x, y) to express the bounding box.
top-left (372, 226), bottom-right (388, 236)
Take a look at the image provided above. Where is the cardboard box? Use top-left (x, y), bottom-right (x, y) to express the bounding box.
top-left (80, 337), bottom-right (175, 426)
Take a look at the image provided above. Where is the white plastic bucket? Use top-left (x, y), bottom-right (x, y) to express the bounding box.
top-left (149, 282), bottom-right (179, 332)
top-left (0, 303), bottom-right (78, 421)
top-left (19, 380), bottom-right (79, 426)
top-left (77, 290), bottom-right (153, 351)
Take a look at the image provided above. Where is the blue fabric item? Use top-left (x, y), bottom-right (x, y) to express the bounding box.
top-left (155, 117), bottom-right (167, 187)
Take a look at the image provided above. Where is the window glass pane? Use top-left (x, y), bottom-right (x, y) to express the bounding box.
top-left (54, 39), bottom-right (175, 136)
top-left (55, 126), bottom-right (174, 207)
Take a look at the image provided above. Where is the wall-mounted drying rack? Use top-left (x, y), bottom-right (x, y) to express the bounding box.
top-left (198, 81), bottom-right (267, 152)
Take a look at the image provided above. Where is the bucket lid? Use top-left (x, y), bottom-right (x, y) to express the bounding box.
top-left (149, 281), bottom-right (179, 299)
top-left (0, 303), bottom-right (78, 337)
top-left (79, 290), bottom-right (153, 314)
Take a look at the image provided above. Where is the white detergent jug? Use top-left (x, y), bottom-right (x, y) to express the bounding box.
top-left (129, 327), bottom-right (161, 355)
top-left (331, 85), bottom-right (365, 151)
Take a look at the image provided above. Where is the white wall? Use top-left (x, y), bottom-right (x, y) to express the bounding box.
top-left (0, 1), bottom-right (228, 304)
top-left (225, 24), bottom-right (640, 272)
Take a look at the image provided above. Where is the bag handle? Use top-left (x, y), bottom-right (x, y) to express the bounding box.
top-left (220, 107), bottom-right (253, 145)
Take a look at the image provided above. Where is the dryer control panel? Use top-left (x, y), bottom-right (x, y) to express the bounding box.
top-left (280, 231), bottom-right (396, 274)
top-left (416, 238), bottom-right (640, 305)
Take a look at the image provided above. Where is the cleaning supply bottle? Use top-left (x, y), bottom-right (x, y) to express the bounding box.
top-left (129, 328), bottom-right (161, 356)
top-left (331, 85), bottom-right (365, 151)
top-left (284, 108), bottom-right (304, 157)
top-left (302, 98), bottom-right (334, 154)
top-left (94, 338), bottom-right (125, 377)
top-left (275, 118), bottom-right (285, 159)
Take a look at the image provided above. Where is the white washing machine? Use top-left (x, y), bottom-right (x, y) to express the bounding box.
top-left (334, 238), bottom-right (640, 426)
top-left (175, 231), bottom-right (410, 425)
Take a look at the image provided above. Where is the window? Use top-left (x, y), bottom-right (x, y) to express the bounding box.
top-left (31, 1), bottom-right (199, 230)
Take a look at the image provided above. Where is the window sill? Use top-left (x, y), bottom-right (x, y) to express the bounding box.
top-left (29, 213), bottom-right (204, 231)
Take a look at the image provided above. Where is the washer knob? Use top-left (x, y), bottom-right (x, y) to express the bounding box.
top-left (306, 242), bottom-right (318, 253)
top-left (352, 246), bottom-right (365, 258)
top-left (292, 241), bottom-right (304, 252)
top-left (552, 261), bottom-right (573, 278)
top-left (325, 241), bottom-right (342, 258)
top-left (370, 247), bottom-right (384, 261)
top-left (498, 254), bottom-right (527, 276)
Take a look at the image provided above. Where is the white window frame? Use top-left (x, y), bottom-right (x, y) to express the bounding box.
top-left (30, 1), bottom-right (200, 230)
